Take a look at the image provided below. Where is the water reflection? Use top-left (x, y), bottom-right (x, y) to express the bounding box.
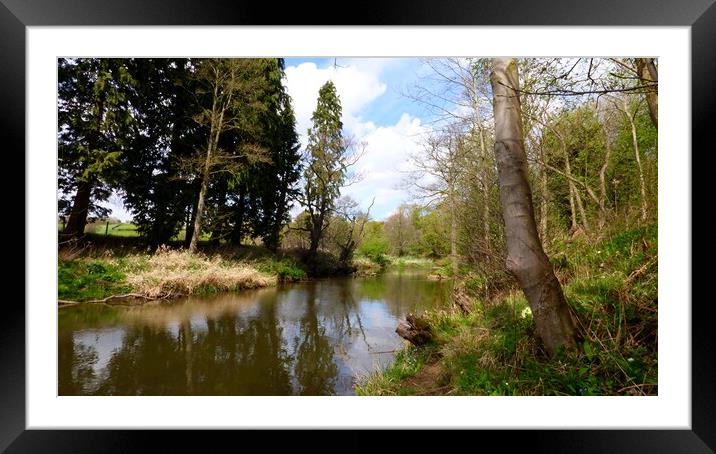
top-left (58, 272), bottom-right (452, 395)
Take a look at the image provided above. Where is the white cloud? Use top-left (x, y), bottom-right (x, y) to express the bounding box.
top-left (285, 60), bottom-right (432, 220)
top-left (284, 61), bottom-right (387, 147)
top-left (341, 113), bottom-right (428, 219)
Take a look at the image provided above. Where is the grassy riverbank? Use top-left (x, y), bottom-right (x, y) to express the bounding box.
top-left (58, 244), bottom-right (305, 302)
top-left (356, 225), bottom-right (658, 396)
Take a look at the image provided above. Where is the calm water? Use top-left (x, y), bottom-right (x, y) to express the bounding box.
top-left (58, 272), bottom-right (452, 395)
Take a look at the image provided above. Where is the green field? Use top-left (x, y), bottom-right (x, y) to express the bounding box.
top-left (57, 222), bottom-right (212, 242)
top-left (84, 222), bottom-right (140, 237)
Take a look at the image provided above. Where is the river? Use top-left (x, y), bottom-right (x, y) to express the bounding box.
top-left (58, 271), bottom-right (452, 395)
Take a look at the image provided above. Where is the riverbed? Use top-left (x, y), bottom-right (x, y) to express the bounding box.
top-left (58, 271), bottom-right (452, 395)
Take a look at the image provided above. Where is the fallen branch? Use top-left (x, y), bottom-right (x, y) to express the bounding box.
top-left (624, 256), bottom-right (657, 285)
top-left (58, 293), bottom-right (167, 307)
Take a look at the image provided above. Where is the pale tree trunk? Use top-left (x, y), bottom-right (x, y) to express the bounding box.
top-left (188, 158), bottom-right (211, 254)
top-left (447, 136), bottom-right (459, 275)
top-left (562, 141), bottom-right (590, 234)
top-left (450, 193), bottom-right (459, 275)
top-left (572, 172), bottom-right (590, 234)
top-left (598, 127), bottom-right (613, 230)
top-left (621, 98), bottom-right (648, 222)
top-left (490, 57), bottom-right (577, 356)
top-left (478, 126), bottom-right (491, 249)
top-left (636, 58), bottom-right (658, 129)
top-left (189, 78), bottom-right (231, 253)
top-left (539, 141), bottom-right (549, 240)
top-left (567, 171), bottom-right (578, 229)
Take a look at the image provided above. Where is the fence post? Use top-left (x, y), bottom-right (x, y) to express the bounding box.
top-left (105, 221), bottom-right (109, 236)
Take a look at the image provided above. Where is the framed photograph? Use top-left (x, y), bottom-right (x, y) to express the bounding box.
top-left (6, 0), bottom-right (711, 451)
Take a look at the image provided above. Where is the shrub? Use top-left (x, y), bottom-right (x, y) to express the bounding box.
top-left (359, 236), bottom-right (390, 265)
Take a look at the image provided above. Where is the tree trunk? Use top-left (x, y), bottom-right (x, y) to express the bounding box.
top-left (308, 205), bottom-right (326, 261)
top-left (265, 182), bottom-right (288, 252)
top-left (490, 57), bottom-right (577, 356)
top-left (636, 58), bottom-right (658, 129)
top-left (63, 180), bottom-right (93, 238)
top-left (539, 141), bottom-right (549, 240)
top-left (565, 157), bottom-right (578, 230)
top-left (189, 72), bottom-right (231, 254)
top-left (478, 126), bottom-right (491, 249)
top-left (188, 162), bottom-right (210, 254)
top-left (598, 127), bottom-right (613, 230)
top-left (231, 186), bottom-right (246, 246)
top-left (308, 220), bottom-right (322, 257)
top-left (450, 194), bottom-right (459, 275)
top-left (64, 87), bottom-right (105, 239)
top-left (623, 99), bottom-right (649, 222)
top-left (184, 181), bottom-right (200, 249)
top-left (564, 147), bottom-right (590, 234)
top-left (572, 173), bottom-right (591, 234)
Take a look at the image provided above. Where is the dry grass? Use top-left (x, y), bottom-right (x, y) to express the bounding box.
top-left (352, 256), bottom-right (381, 275)
top-left (126, 247), bottom-right (275, 298)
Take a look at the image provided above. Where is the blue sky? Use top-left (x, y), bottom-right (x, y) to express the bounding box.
top-left (285, 57), bottom-right (428, 128)
top-left (105, 57), bottom-right (436, 222)
top-left (282, 57), bottom-right (434, 220)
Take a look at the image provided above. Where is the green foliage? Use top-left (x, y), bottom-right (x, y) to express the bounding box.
top-left (358, 236), bottom-right (390, 266)
top-left (259, 258), bottom-right (307, 282)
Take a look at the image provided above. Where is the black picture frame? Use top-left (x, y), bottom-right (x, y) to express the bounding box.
top-left (4, 0), bottom-right (712, 451)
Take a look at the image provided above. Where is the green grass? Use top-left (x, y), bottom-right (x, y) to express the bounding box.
top-left (257, 258), bottom-right (307, 282)
top-left (60, 222), bottom-right (213, 242)
top-left (355, 347), bottom-right (433, 396)
top-left (387, 256), bottom-right (434, 271)
top-left (58, 259), bottom-right (132, 301)
top-left (357, 224), bottom-right (658, 396)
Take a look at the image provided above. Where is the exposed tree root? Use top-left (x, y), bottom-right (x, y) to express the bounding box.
top-left (396, 313), bottom-right (433, 347)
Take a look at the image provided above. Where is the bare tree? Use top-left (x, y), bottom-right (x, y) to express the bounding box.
top-left (609, 95), bottom-right (649, 222)
top-left (185, 59), bottom-right (269, 253)
top-left (407, 128), bottom-right (466, 274)
top-left (406, 58), bottom-right (495, 249)
top-left (330, 196), bottom-right (374, 265)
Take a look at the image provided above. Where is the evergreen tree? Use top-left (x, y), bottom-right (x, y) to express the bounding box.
top-left (301, 81), bottom-right (347, 262)
top-left (120, 58), bottom-right (199, 248)
top-left (58, 58), bottom-right (135, 237)
top-left (253, 59), bottom-right (302, 251)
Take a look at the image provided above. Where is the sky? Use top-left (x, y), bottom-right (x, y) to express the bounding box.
top-left (103, 57), bottom-right (436, 222)
top-left (283, 57), bottom-right (434, 220)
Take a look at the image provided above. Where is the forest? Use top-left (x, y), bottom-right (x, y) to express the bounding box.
top-left (58, 57), bottom-right (658, 396)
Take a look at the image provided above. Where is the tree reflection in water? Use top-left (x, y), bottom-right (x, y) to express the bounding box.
top-left (58, 272), bottom-right (451, 395)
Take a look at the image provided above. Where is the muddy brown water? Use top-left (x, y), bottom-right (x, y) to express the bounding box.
top-left (58, 271), bottom-right (452, 395)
